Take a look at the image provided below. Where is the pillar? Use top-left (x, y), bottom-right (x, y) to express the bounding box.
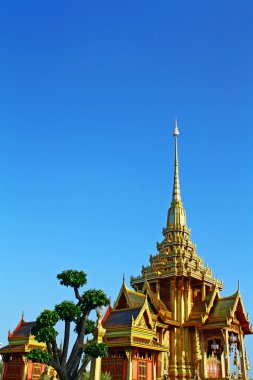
top-left (22, 356), bottom-right (28, 380)
top-left (169, 327), bottom-right (177, 380)
top-left (199, 332), bottom-right (206, 380)
top-left (224, 329), bottom-right (231, 379)
top-left (238, 329), bottom-right (247, 380)
top-left (126, 350), bottom-right (133, 380)
top-left (89, 312), bottom-right (106, 380)
top-left (156, 280), bottom-right (160, 299)
top-left (153, 356), bottom-right (157, 380)
top-left (170, 278), bottom-right (177, 320)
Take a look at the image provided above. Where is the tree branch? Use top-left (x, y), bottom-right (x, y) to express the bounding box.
top-left (52, 338), bottom-right (60, 365)
top-left (66, 308), bottom-right (90, 374)
top-left (61, 320), bottom-right (70, 366)
top-left (76, 356), bottom-right (91, 379)
top-left (74, 286), bottom-right (83, 303)
top-left (46, 342), bottom-right (53, 356)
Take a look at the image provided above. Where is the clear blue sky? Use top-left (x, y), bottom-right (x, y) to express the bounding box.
top-left (0, 0), bottom-right (253, 365)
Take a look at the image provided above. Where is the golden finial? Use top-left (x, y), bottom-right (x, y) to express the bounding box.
top-left (167, 118), bottom-right (187, 228)
top-left (172, 118), bottom-right (181, 202)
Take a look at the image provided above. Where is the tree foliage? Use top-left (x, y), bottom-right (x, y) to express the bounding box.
top-left (55, 301), bottom-right (82, 322)
top-left (84, 342), bottom-right (107, 358)
top-left (27, 348), bottom-right (51, 364)
top-left (27, 269), bottom-right (110, 380)
top-left (57, 270), bottom-right (87, 288)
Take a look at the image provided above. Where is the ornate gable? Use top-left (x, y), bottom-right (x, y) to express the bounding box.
top-left (132, 298), bottom-right (154, 330)
top-left (114, 282), bottom-right (145, 310)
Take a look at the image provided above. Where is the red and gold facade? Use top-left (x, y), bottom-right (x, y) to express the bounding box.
top-left (102, 122), bottom-right (252, 380)
top-left (0, 317), bottom-right (56, 380)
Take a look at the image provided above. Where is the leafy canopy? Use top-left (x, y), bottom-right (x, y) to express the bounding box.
top-left (81, 289), bottom-right (110, 309)
top-left (55, 301), bottom-right (82, 322)
top-left (27, 348), bottom-right (51, 364)
top-left (57, 269), bottom-right (87, 288)
top-left (27, 269), bottom-right (110, 380)
top-left (84, 342), bottom-right (108, 359)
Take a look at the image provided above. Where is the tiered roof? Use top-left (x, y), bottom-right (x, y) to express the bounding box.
top-left (0, 316), bottom-right (45, 354)
top-left (131, 121), bottom-right (222, 290)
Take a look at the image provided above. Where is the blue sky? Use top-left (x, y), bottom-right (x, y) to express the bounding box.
top-left (0, 0), bottom-right (253, 365)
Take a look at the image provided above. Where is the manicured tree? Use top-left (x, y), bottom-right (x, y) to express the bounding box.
top-left (27, 270), bottom-right (109, 380)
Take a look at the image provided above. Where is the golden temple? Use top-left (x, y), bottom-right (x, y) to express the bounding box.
top-left (101, 121), bottom-right (252, 380)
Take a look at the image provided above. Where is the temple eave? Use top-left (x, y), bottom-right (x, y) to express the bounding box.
top-left (130, 273), bottom-right (223, 289)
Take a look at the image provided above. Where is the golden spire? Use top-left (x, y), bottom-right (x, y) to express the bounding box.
top-left (167, 119), bottom-right (187, 229)
top-left (172, 118), bottom-right (181, 203)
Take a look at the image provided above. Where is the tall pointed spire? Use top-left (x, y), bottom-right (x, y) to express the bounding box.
top-left (167, 119), bottom-right (187, 229)
top-left (172, 118), bottom-right (181, 203)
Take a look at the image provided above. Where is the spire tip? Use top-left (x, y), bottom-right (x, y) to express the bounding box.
top-left (173, 118), bottom-right (179, 137)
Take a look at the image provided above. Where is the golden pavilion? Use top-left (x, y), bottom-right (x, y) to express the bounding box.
top-left (101, 121), bottom-right (252, 380)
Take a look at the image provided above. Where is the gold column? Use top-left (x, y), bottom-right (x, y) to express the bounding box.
top-left (184, 279), bottom-right (192, 379)
top-left (200, 331), bottom-right (206, 380)
top-left (89, 312), bottom-right (106, 380)
top-left (156, 280), bottom-right (160, 299)
top-left (180, 277), bottom-right (185, 323)
top-left (224, 329), bottom-right (231, 378)
top-left (170, 278), bottom-right (177, 320)
top-left (22, 356), bottom-right (28, 380)
top-left (169, 328), bottom-right (177, 380)
top-left (238, 328), bottom-right (247, 380)
top-left (201, 283), bottom-right (206, 302)
top-left (177, 278), bottom-right (186, 379)
top-left (187, 279), bottom-right (192, 320)
top-left (126, 350), bottom-right (132, 380)
top-left (153, 356), bottom-right (157, 380)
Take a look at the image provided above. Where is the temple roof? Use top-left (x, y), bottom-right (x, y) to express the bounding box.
top-left (186, 288), bottom-right (253, 334)
top-left (102, 299), bottom-right (167, 352)
top-left (103, 307), bottom-right (141, 327)
top-left (0, 317), bottom-right (45, 355)
top-left (188, 287), bottom-right (219, 323)
top-left (127, 289), bottom-right (146, 308)
top-left (108, 279), bottom-right (179, 328)
top-left (205, 290), bottom-right (252, 333)
top-left (9, 321), bottom-right (36, 338)
top-left (113, 283), bottom-right (145, 310)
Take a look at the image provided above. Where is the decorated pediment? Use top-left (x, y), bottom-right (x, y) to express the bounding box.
top-left (230, 292), bottom-right (253, 334)
top-left (132, 298), bottom-right (154, 330)
top-left (114, 282), bottom-right (145, 310)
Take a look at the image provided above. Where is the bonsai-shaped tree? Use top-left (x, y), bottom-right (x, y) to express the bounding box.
top-left (27, 269), bottom-right (110, 380)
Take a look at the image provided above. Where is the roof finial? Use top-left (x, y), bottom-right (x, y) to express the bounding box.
top-left (173, 117), bottom-right (179, 137)
top-left (172, 118), bottom-right (181, 202)
top-left (21, 311), bottom-right (24, 321)
top-left (238, 279), bottom-right (240, 291)
top-left (167, 118), bottom-right (187, 228)
top-left (123, 273), bottom-right (125, 284)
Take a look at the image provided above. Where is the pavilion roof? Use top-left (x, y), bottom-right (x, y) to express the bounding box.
top-left (9, 321), bottom-right (36, 339)
top-left (103, 307), bottom-right (142, 328)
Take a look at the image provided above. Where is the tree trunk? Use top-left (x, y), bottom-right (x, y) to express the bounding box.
top-left (56, 368), bottom-right (69, 380)
top-left (57, 369), bottom-right (84, 380)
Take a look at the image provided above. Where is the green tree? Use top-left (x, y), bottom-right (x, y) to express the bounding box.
top-left (27, 270), bottom-right (109, 380)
